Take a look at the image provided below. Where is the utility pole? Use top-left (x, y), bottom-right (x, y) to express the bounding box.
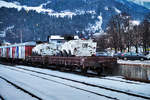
top-left (20, 30), bottom-right (22, 43)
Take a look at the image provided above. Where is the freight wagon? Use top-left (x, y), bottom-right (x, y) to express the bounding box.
top-left (25, 56), bottom-right (117, 74)
top-left (0, 42), bottom-right (36, 60)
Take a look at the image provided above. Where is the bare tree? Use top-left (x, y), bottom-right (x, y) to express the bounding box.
top-left (139, 19), bottom-right (150, 54)
top-left (106, 13), bottom-right (131, 52)
top-left (96, 34), bottom-right (109, 51)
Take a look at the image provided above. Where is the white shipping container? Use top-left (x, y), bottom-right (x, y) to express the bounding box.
top-left (22, 46), bottom-right (25, 59)
top-left (3, 48), bottom-right (6, 57)
top-left (14, 46), bottom-right (19, 59)
top-left (9, 47), bottom-right (12, 58)
top-left (19, 46), bottom-right (25, 59)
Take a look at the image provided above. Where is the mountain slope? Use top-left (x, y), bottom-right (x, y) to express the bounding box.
top-left (127, 0), bottom-right (150, 9)
top-left (0, 0), bottom-right (150, 43)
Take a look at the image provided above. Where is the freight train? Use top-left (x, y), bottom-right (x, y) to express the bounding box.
top-left (0, 37), bottom-right (117, 75)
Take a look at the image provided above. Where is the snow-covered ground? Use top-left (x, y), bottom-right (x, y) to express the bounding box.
top-left (0, 78), bottom-right (37, 100)
top-left (118, 60), bottom-right (150, 66)
top-left (0, 64), bottom-right (150, 100)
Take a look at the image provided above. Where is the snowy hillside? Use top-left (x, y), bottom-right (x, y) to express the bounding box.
top-left (0, 0), bottom-right (149, 43)
top-left (127, 0), bottom-right (150, 9)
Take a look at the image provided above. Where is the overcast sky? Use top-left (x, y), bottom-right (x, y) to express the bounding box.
top-left (142, 0), bottom-right (150, 2)
top-left (132, 0), bottom-right (150, 2)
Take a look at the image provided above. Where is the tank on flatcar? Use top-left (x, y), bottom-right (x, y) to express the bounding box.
top-left (32, 36), bottom-right (97, 57)
top-left (32, 42), bottom-right (60, 56)
top-left (60, 39), bottom-right (97, 56)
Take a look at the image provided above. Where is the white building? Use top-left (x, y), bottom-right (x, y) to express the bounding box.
top-left (48, 35), bottom-right (65, 44)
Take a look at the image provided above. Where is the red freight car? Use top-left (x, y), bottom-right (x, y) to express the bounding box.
top-left (0, 48), bottom-right (1, 56)
top-left (12, 47), bottom-right (16, 59)
top-left (0, 42), bottom-right (36, 60)
top-left (6, 48), bottom-right (10, 58)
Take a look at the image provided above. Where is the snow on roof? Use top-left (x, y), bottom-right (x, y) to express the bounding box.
top-left (49, 35), bottom-right (64, 40)
top-left (114, 7), bottom-right (121, 14)
top-left (74, 35), bottom-right (79, 39)
top-left (130, 20), bottom-right (140, 26)
top-left (1, 42), bottom-right (11, 46)
top-left (104, 6), bottom-right (109, 10)
top-left (0, 42), bottom-right (36, 48)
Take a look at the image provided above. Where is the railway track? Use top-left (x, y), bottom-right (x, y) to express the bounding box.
top-left (3, 65), bottom-right (150, 100)
top-left (15, 65), bottom-right (141, 85)
top-left (54, 68), bottom-right (140, 85)
top-left (100, 77), bottom-right (140, 85)
top-left (2, 66), bottom-right (117, 100)
top-left (0, 61), bottom-right (140, 85)
top-left (1, 61), bottom-right (140, 84)
top-left (0, 95), bottom-right (4, 100)
top-left (0, 76), bottom-right (42, 100)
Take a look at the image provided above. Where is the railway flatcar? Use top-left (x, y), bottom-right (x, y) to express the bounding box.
top-left (0, 40), bottom-right (117, 75)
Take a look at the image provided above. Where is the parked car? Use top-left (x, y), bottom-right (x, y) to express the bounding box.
top-left (113, 52), bottom-right (124, 59)
top-left (96, 52), bottom-right (108, 56)
top-left (120, 52), bottom-right (147, 60)
top-left (146, 54), bottom-right (150, 60)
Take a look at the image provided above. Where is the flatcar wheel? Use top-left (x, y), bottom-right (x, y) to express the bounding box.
top-left (97, 68), bottom-right (102, 76)
top-left (140, 58), bottom-right (144, 61)
top-left (60, 66), bottom-right (65, 72)
top-left (81, 67), bottom-right (88, 74)
top-left (124, 57), bottom-right (127, 60)
top-left (70, 66), bottom-right (75, 72)
top-left (56, 66), bottom-right (61, 70)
